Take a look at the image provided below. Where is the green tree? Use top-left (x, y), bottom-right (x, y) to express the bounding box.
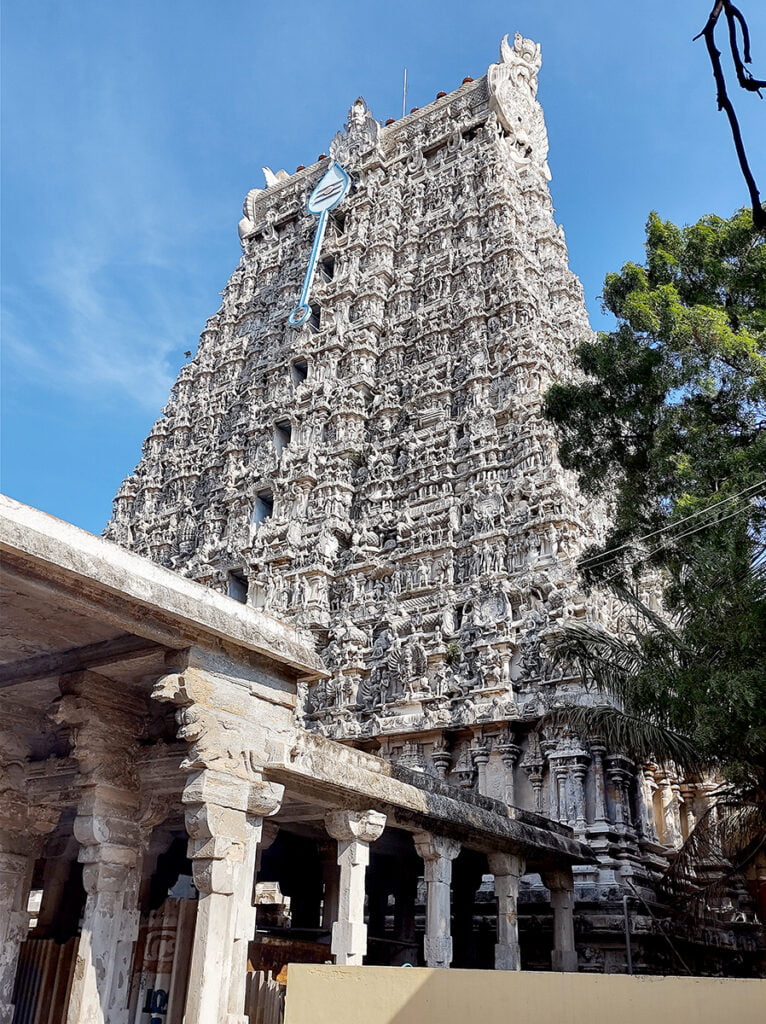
top-left (543, 208), bottom-right (766, 918)
top-left (543, 541), bottom-right (766, 917)
top-left (545, 207), bottom-right (766, 585)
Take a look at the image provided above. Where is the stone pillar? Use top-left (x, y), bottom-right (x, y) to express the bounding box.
top-left (183, 771), bottom-right (283, 1024)
top-left (51, 672), bottom-right (146, 1024)
top-left (65, 784), bottom-right (142, 1024)
top-left (636, 765), bottom-right (659, 841)
top-left (0, 722), bottom-right (57, 1024)
top-left (413, 834), bottom-right (461, 968)
top-left (324, 810), bottom-right (386, 965)
top-left (0, 842), bottom-right (38, 1022)
top-left (590, 744), bottom-right (609, 826)
top-left (542, 868), bottom-right (578, 972)
top-left (606, 756), bottom-right (627, 827)
top-left (522, 753), bottom-right (545, 814)
top-left (470, 742), bottom-right (491, 796)
top-left (488, 852), bottom-right (525, 970)
top-left (150, 648), bottom-right (293, 1023)
top-left (571, 757), bottom-right (589, 838)
top-left (680, 784), bottom-right (697, 839)
top-left (498, 739), bottom-right (521, 808)
top-left (318, 840), bottom-right (340, 931)
top-left (658, 772), bottom-right (683, 849)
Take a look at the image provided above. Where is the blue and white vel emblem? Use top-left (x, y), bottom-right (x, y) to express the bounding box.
top-left (287, 161), bottom-right (351, 328)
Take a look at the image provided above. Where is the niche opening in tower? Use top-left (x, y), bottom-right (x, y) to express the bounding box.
top-left (319, 255), bottom-right (335, 282)
top-left (328, 211), bottom-right (346, 238)
top-left (308, 304), bottom-right (321, 333)
top-left (273, 420), bottom-right (292, 454)
top-left (291, 359), bottom-right (308, 385)
top-left (252, 491), bottom-right (274, 526)
top-left (227, 569), bottom-right (248, 604)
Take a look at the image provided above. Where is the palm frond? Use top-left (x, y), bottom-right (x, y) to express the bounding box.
top-left (661, 800), bottom-right (766, 919)
top-left (547, 703), bottom-right (704, 774)
top-left (543, 621), bottom-right (681, 707)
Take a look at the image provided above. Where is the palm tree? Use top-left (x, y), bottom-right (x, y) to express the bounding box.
top-left (542, 534), bottom-right (766, 921)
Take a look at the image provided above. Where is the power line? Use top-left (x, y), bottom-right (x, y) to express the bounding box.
top-left (578, 479), bottom-right (766, 572)
top-left (599, 498), bottom-right (761, 588)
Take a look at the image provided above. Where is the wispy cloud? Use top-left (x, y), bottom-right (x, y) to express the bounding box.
top-left (2, 76), bottom-right (228, 413)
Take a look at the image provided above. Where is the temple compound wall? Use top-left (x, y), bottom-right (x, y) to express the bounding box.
top-left (0, 495), bottom-right (594, 1024)
top-left (284, 965), bottom-right (766, 1024)
top-left (100, 32), bottom-right (756, 972)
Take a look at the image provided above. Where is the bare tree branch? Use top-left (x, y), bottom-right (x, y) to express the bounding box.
top-left (726, 3), bottom-right (766, 90)
top-left (695, 2), bottom-right (766, 229)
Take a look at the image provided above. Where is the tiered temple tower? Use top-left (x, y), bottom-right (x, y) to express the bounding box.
top-left (107, 35), bottom-right (698, 933)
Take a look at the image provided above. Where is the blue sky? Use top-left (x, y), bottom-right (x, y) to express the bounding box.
top-left (2, 0), bottom-right (764, 535)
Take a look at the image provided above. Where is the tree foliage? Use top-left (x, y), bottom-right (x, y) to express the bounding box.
top-left (545, 207), bottom-right (766, 585)
top-left (543, 208), bottom-right (766, 916)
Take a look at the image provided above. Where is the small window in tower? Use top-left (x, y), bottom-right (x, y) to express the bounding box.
top-left (253, 491), bottom-right (274, 525)
top-left (329, 211), bottom-right (346, 237)
top-left (291, 359), bottom-right (308, 385)
top-left (308, 305), bottom-right (321, 333)
top-left (227, 569), bottom-right (248, 604)
top-left (319, 256), bottom-right (335, 282)
top-left (274, 420), bottom-right (292, 454)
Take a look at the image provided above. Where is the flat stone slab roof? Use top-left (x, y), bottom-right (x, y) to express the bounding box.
top-left (0, 494), bottom-right (325, 678)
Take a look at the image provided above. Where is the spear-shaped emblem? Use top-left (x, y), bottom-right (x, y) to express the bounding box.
top-left (287, 161), bottom-right (351, 328)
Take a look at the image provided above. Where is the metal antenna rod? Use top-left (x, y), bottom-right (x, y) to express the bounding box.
top-left (402, 68), bottom-right (408, 118)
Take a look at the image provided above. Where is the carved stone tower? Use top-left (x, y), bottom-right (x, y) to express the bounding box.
top-left (107, 36), bottom-right (683, 904)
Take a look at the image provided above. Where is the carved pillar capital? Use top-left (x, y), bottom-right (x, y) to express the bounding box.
top-left (51, 670), bottom-right (145, 789)
top-left (413, 833), bottom-right (461, 865)
top-left (487, 851), bottom-right (525, 879)
top-left (325, 809), bottom-right (386, 844)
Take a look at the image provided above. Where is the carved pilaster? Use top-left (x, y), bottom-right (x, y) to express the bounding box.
top-left (497, 733), bottom-right (521, 808)
top-left (469, 739), bottom-right (491, 796)
top-left (589, 743), bottom-right (609, 827)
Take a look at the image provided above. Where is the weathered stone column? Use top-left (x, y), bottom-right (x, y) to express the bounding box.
top-left (470, 742), bottom-right (491, 796)
top-left (0, 724), bottom-right (57, 1024)
top-left (324, 810), bottom-right (386, 965)
top-left (498, 738), bottom-right (521, 807)
top-left (0, 842), bottom-right (37, 1022)
top-left (65, 786), bottom-right (142, 1024)
top-left (542, 868), bottom-right (578, 972)
top-left (414, 834), bottom-right (461, 968)
top-left (589, 743), bottom-right (609, 826)
top-left (51, 672), bottom-right (146, 1024)
top-left (182, 771), bottom-right (283, 1024)
top-left (488, 852), bottom-right (525, 970)
top-left (150, 650), bottom-right (290, 1024)
top-left (318, 840), bottom-right (340, 931)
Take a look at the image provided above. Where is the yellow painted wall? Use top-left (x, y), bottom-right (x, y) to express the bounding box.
top-left (284, 965), bottom-right (766, 1024)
